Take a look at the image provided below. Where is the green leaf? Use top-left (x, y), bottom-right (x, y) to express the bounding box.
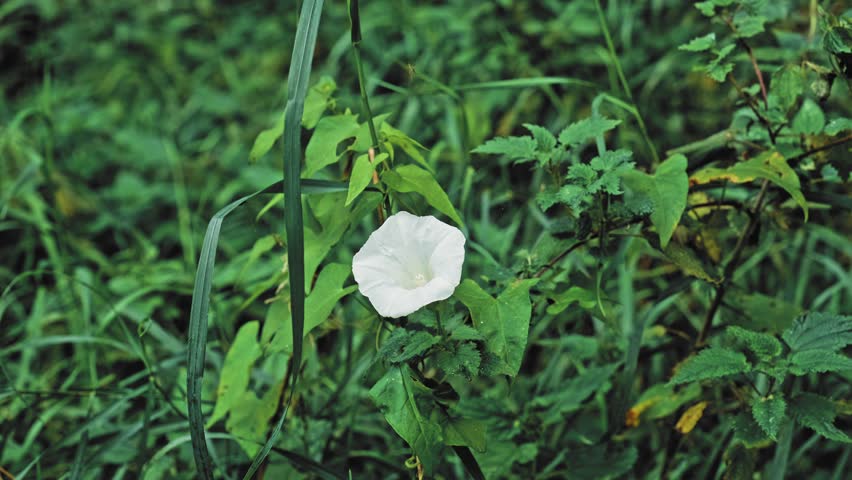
top-left (690, 151), bottom-right (808, 220)
top-left (725, 291), bottom-right (801, 333)
top-left (705, 44), bottom-right (736, 82)
top-left (621, 154), bottom-right (688, 248)
top-left (751, 394), bottom-right (786, 440)
top-left (558, 116), bottom-right (621, 148)
top-left (249, 113), bottom-right (286, 163)
top-left (369, 366), bottom-right (445, 475)
top-left (546, 286), bottom-right (598, 315)
top-left (770, 65), bottom-right (805, 112)
top-left (825, 117), bottom-right (852, 136)
top-left (662, 241), bottom-right (721, 284)
top-left (471, 135), bottom-right (537, 162)
top-left (302, 76), bottom-right (336, 129)
top-left (679, 33), bottom-right (717, 52)
top-left (390, 330), bottom-right (441, 364)
top-left (207, 321), bottom-right (263, 428)
top-left (734, 14), bottom-right (767, 38)
top-left (523, 123), bottom-right (557, 152)
top-left (443, 417), bottom-right (487, 453)
top-left (454, 278), bottom-right (539, 377)
top-left (382, 164), bottom-right (464, 227)
top-left (695, 1), bottom-right (716, 16)
top-left (789, 351), bottom-right (852, 375)
top-left (345, 152), bottom-right (387, 206)
top-left (670, 347), bottom-right (751, 384)
top-left (382, 122), bottom-right (432, 171)
top-left (732, 412), bottom-right (771, 447)
top-left (532, 364), bottom-right (619, 418)
top-left (226, 380), bottom-right (284, 458)
top-left (789, 393), bottom-right (852, 443)
top-left (264, 263), bottom-right (356, 354)
top-left (630, 383), bottom-right (703, 424)
top-left (782, 312), bottom-right (852, 353)
top-left (725, 325), bottom-right (782, 358)
top-left (792, 98), bottom-right (826, 135)
top-left (304, 112), bottom-right (361, 176)
top-left (436, 342), bottom-right (482, 378)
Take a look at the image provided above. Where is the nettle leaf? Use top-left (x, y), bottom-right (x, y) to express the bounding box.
top-left (789, 393), bottom-right (852, 443)
top-left (346, 152), bottom-right (387, 206)
top-left (621, 154), bottom-right (688, 248)
top-left (825, 117), bottom-right (852, 136)
top-left (382, 164), bottom-right (463, 227)
top-left (782, 312), bottom-right (852, 353)
top-left (733, 412), bottom-right (771, 447)
top-left (589, 149), bottom-right (635, 195)
top-left (670, 347), bottom-right (751, 384)
top-left (792, 98), bottom-right (826, 135)
top-left (679, 33), bottom-right (717, 52)
top-left (436, 341), bottom-right (481, 378)
top-left (443, 315), bottom-right (485, 342)
top-left (558, 116), bottom-right (621, 148)
top-left (789, 351), bottom-right (852, 375)
top-left (751, 395), bottom-right (786, 440)
top-left (524, 123), bottom-right (557, 152)
top-left (305, 112), bottom-right (361, 176)
top-left (471, 135), bottom-right (537, 162)
top-left (690, 151), bottom-right (808, 220)
top-left (454, 278), bottom-right (539, 377)
top-left (725, 325), bottom-right (782, 359)
top-left (770, 65), bottom-right (805, 113)
top-left (369, 366), bottom-right (445, 475)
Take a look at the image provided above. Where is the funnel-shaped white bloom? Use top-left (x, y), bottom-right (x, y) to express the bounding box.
top-left (352, 211), bottom-right (465, 318)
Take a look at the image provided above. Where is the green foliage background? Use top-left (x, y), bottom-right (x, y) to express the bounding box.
top-left (1, 0), bottom-right (850, 479)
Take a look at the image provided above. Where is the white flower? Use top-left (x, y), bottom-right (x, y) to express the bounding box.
top-left (352, 211), bottom-right (465, 318)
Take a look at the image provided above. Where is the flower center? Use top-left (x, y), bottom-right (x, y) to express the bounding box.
top-left (413, 272), bottom-right (428, 287)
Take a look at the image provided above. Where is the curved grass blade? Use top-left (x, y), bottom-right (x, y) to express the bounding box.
top-left (186, 179), bottom-right (346, 478)
top-left (242, 0), bottom-right (325, 477)
top-left (453, 76), bottom-right (598, 91)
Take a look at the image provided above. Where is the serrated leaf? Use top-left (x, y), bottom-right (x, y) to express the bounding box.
top-left (751, 395), bottom-right (786, 440)
top-left (825, 117), bottom-right (852, 136)
top-left (369, 366), bottom-right (445, 475)
top-left (789, 350), bottom-right (852, 375)
top-left (706, 44), bottom-right (736, 82)
top-left (782, 312), bottom-right (852, 353)
top-left (523, 123), bottom-right (557, 152)
top-left (382, 164), bottom-right (464, 227)
top-left (726, 325), bottom-right (782, 358)
top-left (454, 279), bottom-right (539, 377)
top-left (558, 117), bottom-right (621, 148)
top-left (695, 1), bottom-right (716, 16)
top-left (789, 393), bottom-right (852, 443)
top-left (471, 136), bottom-right (537, 162)
top-left (679, 33), bottom-right (717, 52)
top-left (437, 342), bottom-right (481, 377)
top-left (733, 412), bottom-right (772, 447)
top-left (670, 347), bottom-right (751, 384)
top-left (345, 152), bottom-right (387, 206)
top-left (391, 330), bottom-right (441, 363)
top-left (792, 98), bottom-right (826, 135)
top-left (690, 151), bottom-right (808, 220)
top-left (621, 154), bottom-right (688, 248)
top-left (305, 112), bottom-right (361, 176)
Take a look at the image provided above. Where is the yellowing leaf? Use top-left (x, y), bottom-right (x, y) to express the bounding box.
top-left (676, 401), bottom-right (708, 434)
top-left (690, 151), bottom-right (808, 220)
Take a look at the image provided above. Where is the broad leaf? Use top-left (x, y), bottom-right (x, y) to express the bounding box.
top-left (782, 312), bottom-right (852, 353)
top-left (789, 393), bottom-right (852, 443)
top-left (454, 278), bottom-right (539, 377)
top-left (792, 98), bottom-right (825, 135)
top-left (670, 347), bottom-right (751, 384)
top-left (382, 164), bottom-right (463, 226)
top-left (725, 326), bottom-right (782, 359)
top-left (622, 154), bottom-right (688, 248)
top-left (369, 366), bottom-right (445, 475)
top-left (305, 112), bottom-right (361, 176)
top-left (207, 321), bottom-right (263, 427)
top-left (346, 152), bottom-right (387, 206)
top-left (690, 151), bottom-right (808, 220)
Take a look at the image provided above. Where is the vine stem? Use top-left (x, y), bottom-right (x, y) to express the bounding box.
top-left (593, 0), bottom-right (660, 164)
top-left (696, 178), bottom-right (770, 346)
top-left (723, 15), bottom-right (768, 108)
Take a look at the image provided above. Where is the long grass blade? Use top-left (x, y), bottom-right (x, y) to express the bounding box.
top-left (453, 76), bottom-right (598, 91)
top-left (185, 179), bottom-right (343, 478)
top-left (242, 0), bottom-right (325, 477)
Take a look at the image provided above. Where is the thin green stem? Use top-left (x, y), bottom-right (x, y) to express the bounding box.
top-left (593, 0), bottom-right (660, 164)
top-left (349, 0), bottom-right (380, 151)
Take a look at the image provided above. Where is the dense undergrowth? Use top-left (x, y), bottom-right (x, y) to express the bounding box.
top-left (1, 1), bottom-right (851, 479)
